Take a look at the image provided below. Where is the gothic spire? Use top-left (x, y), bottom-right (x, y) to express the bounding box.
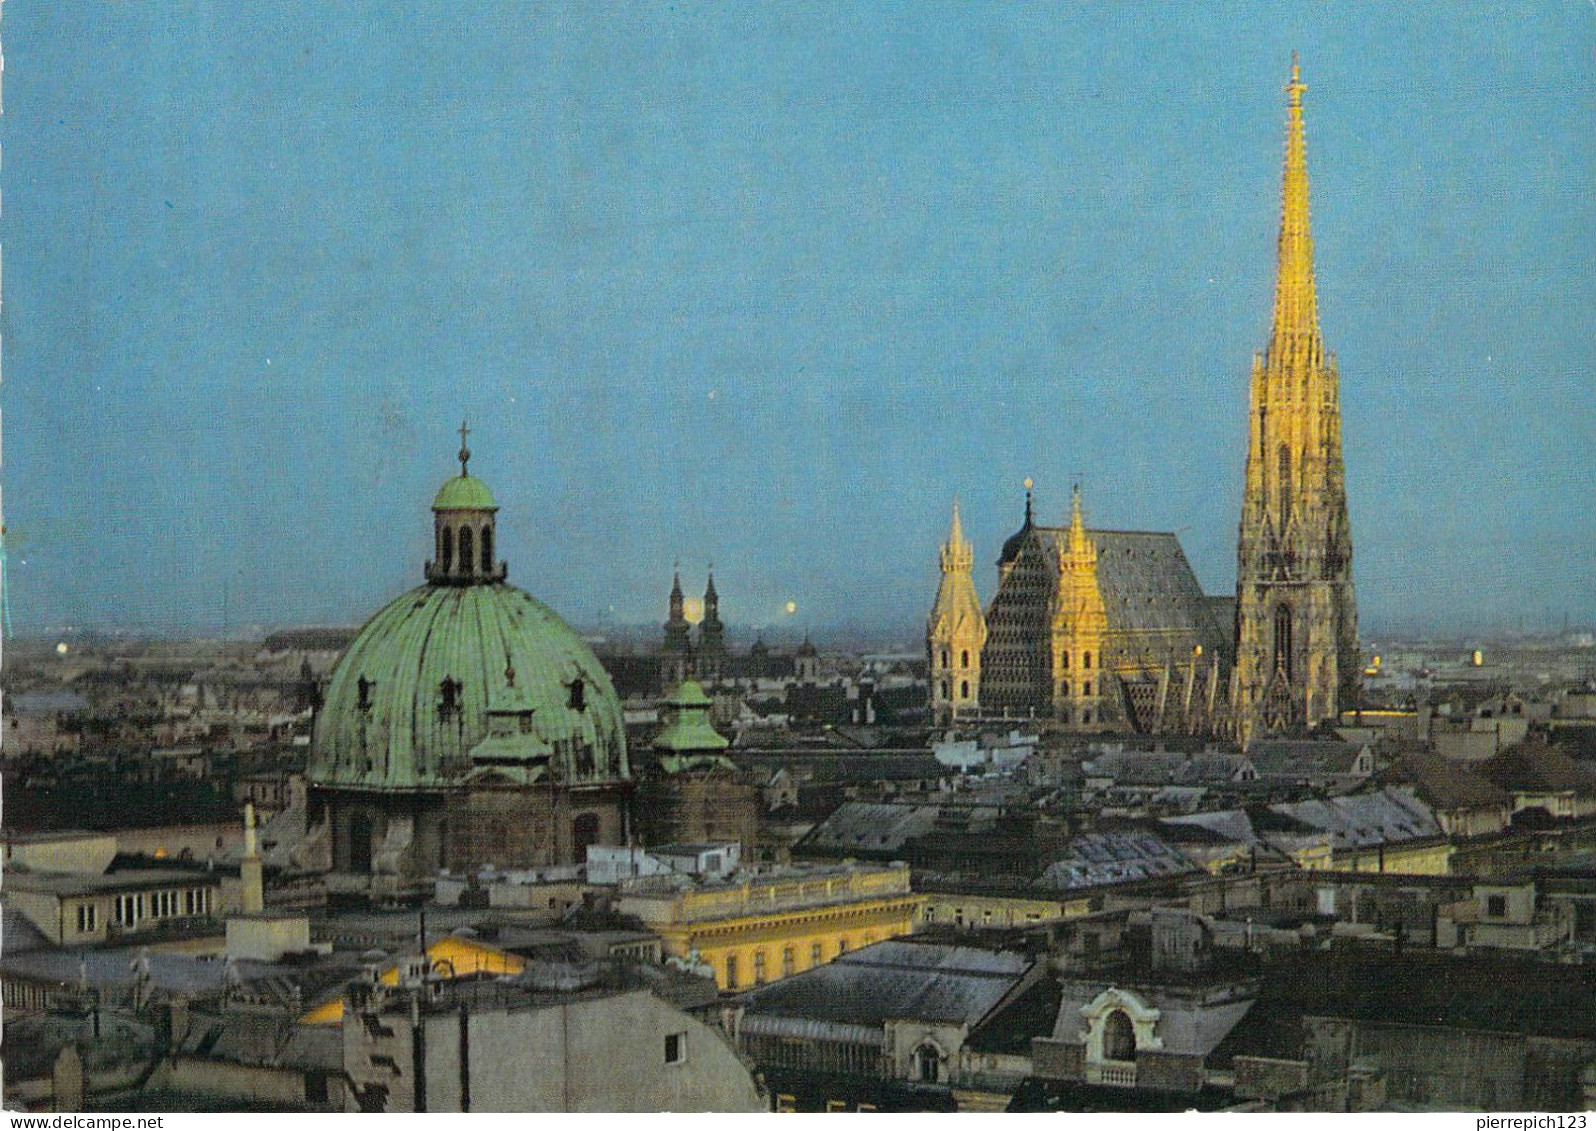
top-left (1067, 484), bottom-right (1088, 556)
top-left (1269, 53), bottom-right (1320, 360)
top-left (940, 499), bottom-right (973, 573)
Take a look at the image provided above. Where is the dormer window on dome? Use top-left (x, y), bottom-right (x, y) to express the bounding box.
top-left (425, 421), bottom-right (509, 585)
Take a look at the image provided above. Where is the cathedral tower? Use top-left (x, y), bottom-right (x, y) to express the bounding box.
top-left (662, 568), bottom-right (693, 688)
top-left (1234, 57), bottom-right (1358, 746)
top-left (927, 500), bottom-right (987, 725)
top-left (698, 570), bottom-right (726, 682)
top-left (1050, 486), bottom-right (1108, 730)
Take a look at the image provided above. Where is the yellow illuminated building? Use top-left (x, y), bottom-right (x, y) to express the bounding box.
top-left (301, 934), bottom-right (526, 1025)
top-left (616, 863), bottom-right (924, 992)
top-left (1052, 487), bottom-right (1109, 729)
top-left (1333, 838), bottom-right (1454, 876)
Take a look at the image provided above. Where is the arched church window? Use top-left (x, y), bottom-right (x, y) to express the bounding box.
top-left (440, 527), bottom-right (454, 574)
top-left (941, 649), bottom-right (950, 668)
top-left (1084, 681), bottom-right (1092, 696)
top-left (1274, 605), bottom-right (1294, 680)
top-left (1062, 652), bottom-right (1070, 670)
top-left (480, 525), bottom-right (493, 573)
top-left (942, 680), bottom-right (951, 699)
top-left (961, 650), bottom-right (969, 668)
top-left (960, 680), bottom-right (969, 699)
top-left (458, 527), bottom-right (474, 575)
top-left (1084, 652), bottom-right (1092, 670)
top-left (917, 1044), bottom-right (942, 1083)
top-left (1104, 1009), bottom-right (1136, 1061)
top-left (1278, 444), bottom-right (1292, 524)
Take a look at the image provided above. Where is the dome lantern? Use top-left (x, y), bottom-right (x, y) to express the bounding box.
top-left (425, 420), bottom-right (508, 585)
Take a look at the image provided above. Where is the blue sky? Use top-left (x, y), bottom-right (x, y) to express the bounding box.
top-left (3, 2), bottom-right (1592, 640)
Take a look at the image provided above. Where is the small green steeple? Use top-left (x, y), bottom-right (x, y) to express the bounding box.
top-left (653, 680), bottom-right (733, 773)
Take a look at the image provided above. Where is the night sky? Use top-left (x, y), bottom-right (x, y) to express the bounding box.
top-left (3, 2), bottom-right (1592, 640)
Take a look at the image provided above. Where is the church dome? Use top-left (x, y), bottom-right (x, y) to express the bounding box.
top-left (432, 474), bottom-right (497, 511)
top-left (998, 481), bottom-right (1037, 567)
top-left (307, 430), bottom-right (628, 792)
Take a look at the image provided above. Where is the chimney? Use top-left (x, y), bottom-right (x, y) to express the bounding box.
top-left (241, 803), bottom-right (264, 914)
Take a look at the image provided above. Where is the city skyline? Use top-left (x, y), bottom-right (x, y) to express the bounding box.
top-left (3, 3), bottom-right (1593, 639)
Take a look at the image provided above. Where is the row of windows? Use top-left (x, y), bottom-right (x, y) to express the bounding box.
top-left (938, 680), bottom-right (973, 700)
top-left (930, 905), bottom-right (1046, 927)
top-left (106, 887), bottom-right (214, 929)
top-left (945, 649), bottom-right (1092, 671)
top-left (725, 934), bottom-right (873, 989)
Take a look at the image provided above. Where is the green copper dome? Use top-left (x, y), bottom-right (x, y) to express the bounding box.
top-left (308, 584), bottom-right (628, 790)
top-left (432, 474), bottom-right (497, 511)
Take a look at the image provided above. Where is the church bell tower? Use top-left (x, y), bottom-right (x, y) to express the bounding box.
top-left (1234, 57), bottom-right (1358, 746)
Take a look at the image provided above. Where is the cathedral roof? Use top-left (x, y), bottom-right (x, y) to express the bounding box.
top-left (1034, 526), bottom-right (1228, 648)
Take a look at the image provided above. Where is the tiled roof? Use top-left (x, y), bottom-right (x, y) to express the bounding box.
top-left (1036, 830), bottom-right (1200, 890)
top-left (1385, 752), bottom-right (1512, 811)
top-left (800, 802), bottom-right (943, 852)
top-left (1037, 527), bottom-right (1230, 649)
top-left (737, 939), bottom-right (1033, 1028)
top-left (1269, 787), bottom-right (1440, 849)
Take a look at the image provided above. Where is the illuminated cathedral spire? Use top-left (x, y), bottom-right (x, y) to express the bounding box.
top-left (1234, 56), bottom-right (1359, 746)
top-left (927, 499), bottom-right (986, 725)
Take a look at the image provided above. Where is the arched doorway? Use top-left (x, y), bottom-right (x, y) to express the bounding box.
top-left (916, 1043), bottom-right (942, 1083)
top-left (1103, 1009), bottom-right (1136, 1062)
